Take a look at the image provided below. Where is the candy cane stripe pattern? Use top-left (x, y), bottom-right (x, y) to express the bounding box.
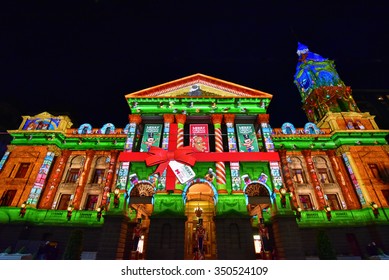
top-left (175, 114), bottom-right (186, 148)
top-left (212, 114), bottom-right (226, 185)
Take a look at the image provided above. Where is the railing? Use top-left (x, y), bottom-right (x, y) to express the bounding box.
top-left (295, 208), bottom-right (389, 227)
top-left (0, 207), bottom-right (104, 226)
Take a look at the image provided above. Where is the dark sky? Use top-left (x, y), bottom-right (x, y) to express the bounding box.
top-left (1, 0), bottom-right (388, 132)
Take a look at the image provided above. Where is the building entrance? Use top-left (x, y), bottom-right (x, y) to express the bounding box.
top-left (184, 183), bottom-right (217, 260)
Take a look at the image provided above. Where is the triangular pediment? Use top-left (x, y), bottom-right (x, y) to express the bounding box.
top-left (125, 73), bottom-right (272, 99)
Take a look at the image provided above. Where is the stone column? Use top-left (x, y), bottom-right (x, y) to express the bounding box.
top-left (175, 114), bottom-right (186, 149)
top-left (326, 149), bottom-right (360, 209)
top-left (73, 150), bottom-right (95, 209)
top-left (278, 149), bottom-right (298, 208)
top-left (211, 114), bottom-right (227, 193)
top-left (224, 114), bottom-right (240, 193)
top-left (39, 149), bottom-right (71, 209)
top-left (173, 114), bottom-right (187, 193)
top-left (338, 146), bottom-right (370, 207)
top-left (301, 150), bottom-right (326, 209)
top-left (101, 150), bottom-right (119, 206)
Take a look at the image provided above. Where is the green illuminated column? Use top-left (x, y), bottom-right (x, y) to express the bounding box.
top-left (73, 149), bottom-right (95, 209)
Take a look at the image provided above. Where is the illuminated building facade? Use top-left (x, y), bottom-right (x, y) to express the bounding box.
top-left (0, 44), bottom-right (388, 260)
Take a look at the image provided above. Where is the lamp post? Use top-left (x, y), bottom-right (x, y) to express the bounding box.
top-left (370, 202), bottom-right (379, 218)
top-left (324, 205), bottom-right (332, 221)
top-left (19, 202), bottom-right (27, 218)
top-left (67, 205), bottom-right (73, 221)
top-left (280, 187), bottom-right (287, 208)
top-left (114, 188), bottom-right (120, 208)
top-left (96, 206), bottom-right (104, 221)
top-left (296, 207), bottom-right (302, 222)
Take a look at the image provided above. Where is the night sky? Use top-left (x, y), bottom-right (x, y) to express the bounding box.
top-left (1, 0), bottom-right (388, 133)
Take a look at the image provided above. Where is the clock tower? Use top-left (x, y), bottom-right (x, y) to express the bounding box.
top-left (293, 42), bottom-right (381, 130)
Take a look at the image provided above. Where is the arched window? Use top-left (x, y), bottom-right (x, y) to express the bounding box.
top-left (289, 157), bottom-right (306, 184)
top-left (90, 156), bottom-right (108, 184)
top-left (64, 156), bottom-right (84, 183)
top-left (313, 156), bottom-right (333, 183)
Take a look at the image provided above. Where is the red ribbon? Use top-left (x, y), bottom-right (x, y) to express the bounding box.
top-left (145, 146), bottom-right (196, 175)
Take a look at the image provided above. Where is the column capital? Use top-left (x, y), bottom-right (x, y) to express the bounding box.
top-left (278, 149), bottom-right (287, 158)
top-left (223, 114), bottom-right (235, 124)
top-left (47, 145), bottom-right (62, 156)
top-left (325, 149), bottom-right (337, 157)
top-left (6, 145), bottom-right (16, 152)
top-left (301, 149), bottom-right (311, 157)
top-left (211, 114), bottom-right (223, 125)
top-left (175, 114), bottom-right (187, 125)
top-left (86, 149), bottom-right (96, 157)
top-left (257, 114), bottom-right (270, 124)
top-left (128, 114), bottom-right (142, 125)
top-left (163, 114), bottom-right (175, 124)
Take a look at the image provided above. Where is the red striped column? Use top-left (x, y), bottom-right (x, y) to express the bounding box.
top-left (174, 114), bottom-right (187, 192)
top-left (212, 114), bottom-right (227, 193)
top-left (101, 150), bottom-right (119, 206)
top-left (175, 114), bottom-right (186, 149)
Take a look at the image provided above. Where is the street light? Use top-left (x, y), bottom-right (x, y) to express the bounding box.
top-left (96, 206), bottom-right (104, 221)
top-left (19, 202), bottom-right (27, 218)
top-left (67, 205), bottom-right (73, 221)
top-left (296, 207), bottom-right (302, 222)
top-left (324, 205), bottom-right (332, 221)
top-left (280, 187), bottom-right (287, 208)
top-left (114, 188), bottom-right (120, 208)
top-left (370, 202), bottom-right (379, 218)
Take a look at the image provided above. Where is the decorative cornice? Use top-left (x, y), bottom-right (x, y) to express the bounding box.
top-left (128, 114), bottom-right (142, 125)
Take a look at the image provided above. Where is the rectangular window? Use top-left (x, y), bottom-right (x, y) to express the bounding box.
top-left (299, 195), bottom-right (313, 210)
top-left (65, 168), bottom-right (80, 183)
top-left (327, 193), bottom-right (341, 210)
top-left (91, 169), bottom-right (105, 184)
top-left (0, 190), bottom-right (17, 206)
top-left (317, 168), bottom-right (332, 183)
top-left (292, 169), bottom-right (305, 184)
top-left (84, 195), bottom-right (99, 210)
top-left (57, 194), bottom-right (71, 210)
top-left (368, 163), bottom-right (382, 179)
top-left (15, 163), bottom-right (30, 178)
top-left (382, 190), bottom-right (389, 205)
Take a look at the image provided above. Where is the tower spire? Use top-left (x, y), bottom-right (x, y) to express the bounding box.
top-left (293, 42), bottom-right (360, 124)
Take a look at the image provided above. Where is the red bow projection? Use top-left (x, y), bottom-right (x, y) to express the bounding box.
top-left (145, 146), bottom-right (196, 175)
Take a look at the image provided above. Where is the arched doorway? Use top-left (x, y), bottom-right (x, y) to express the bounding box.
top-left (183, 180), bottom-right (217, 260)
top-left (244, 182), bottom-right (273, 259)
top-left (128, 181), bottom-right (154, 259)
